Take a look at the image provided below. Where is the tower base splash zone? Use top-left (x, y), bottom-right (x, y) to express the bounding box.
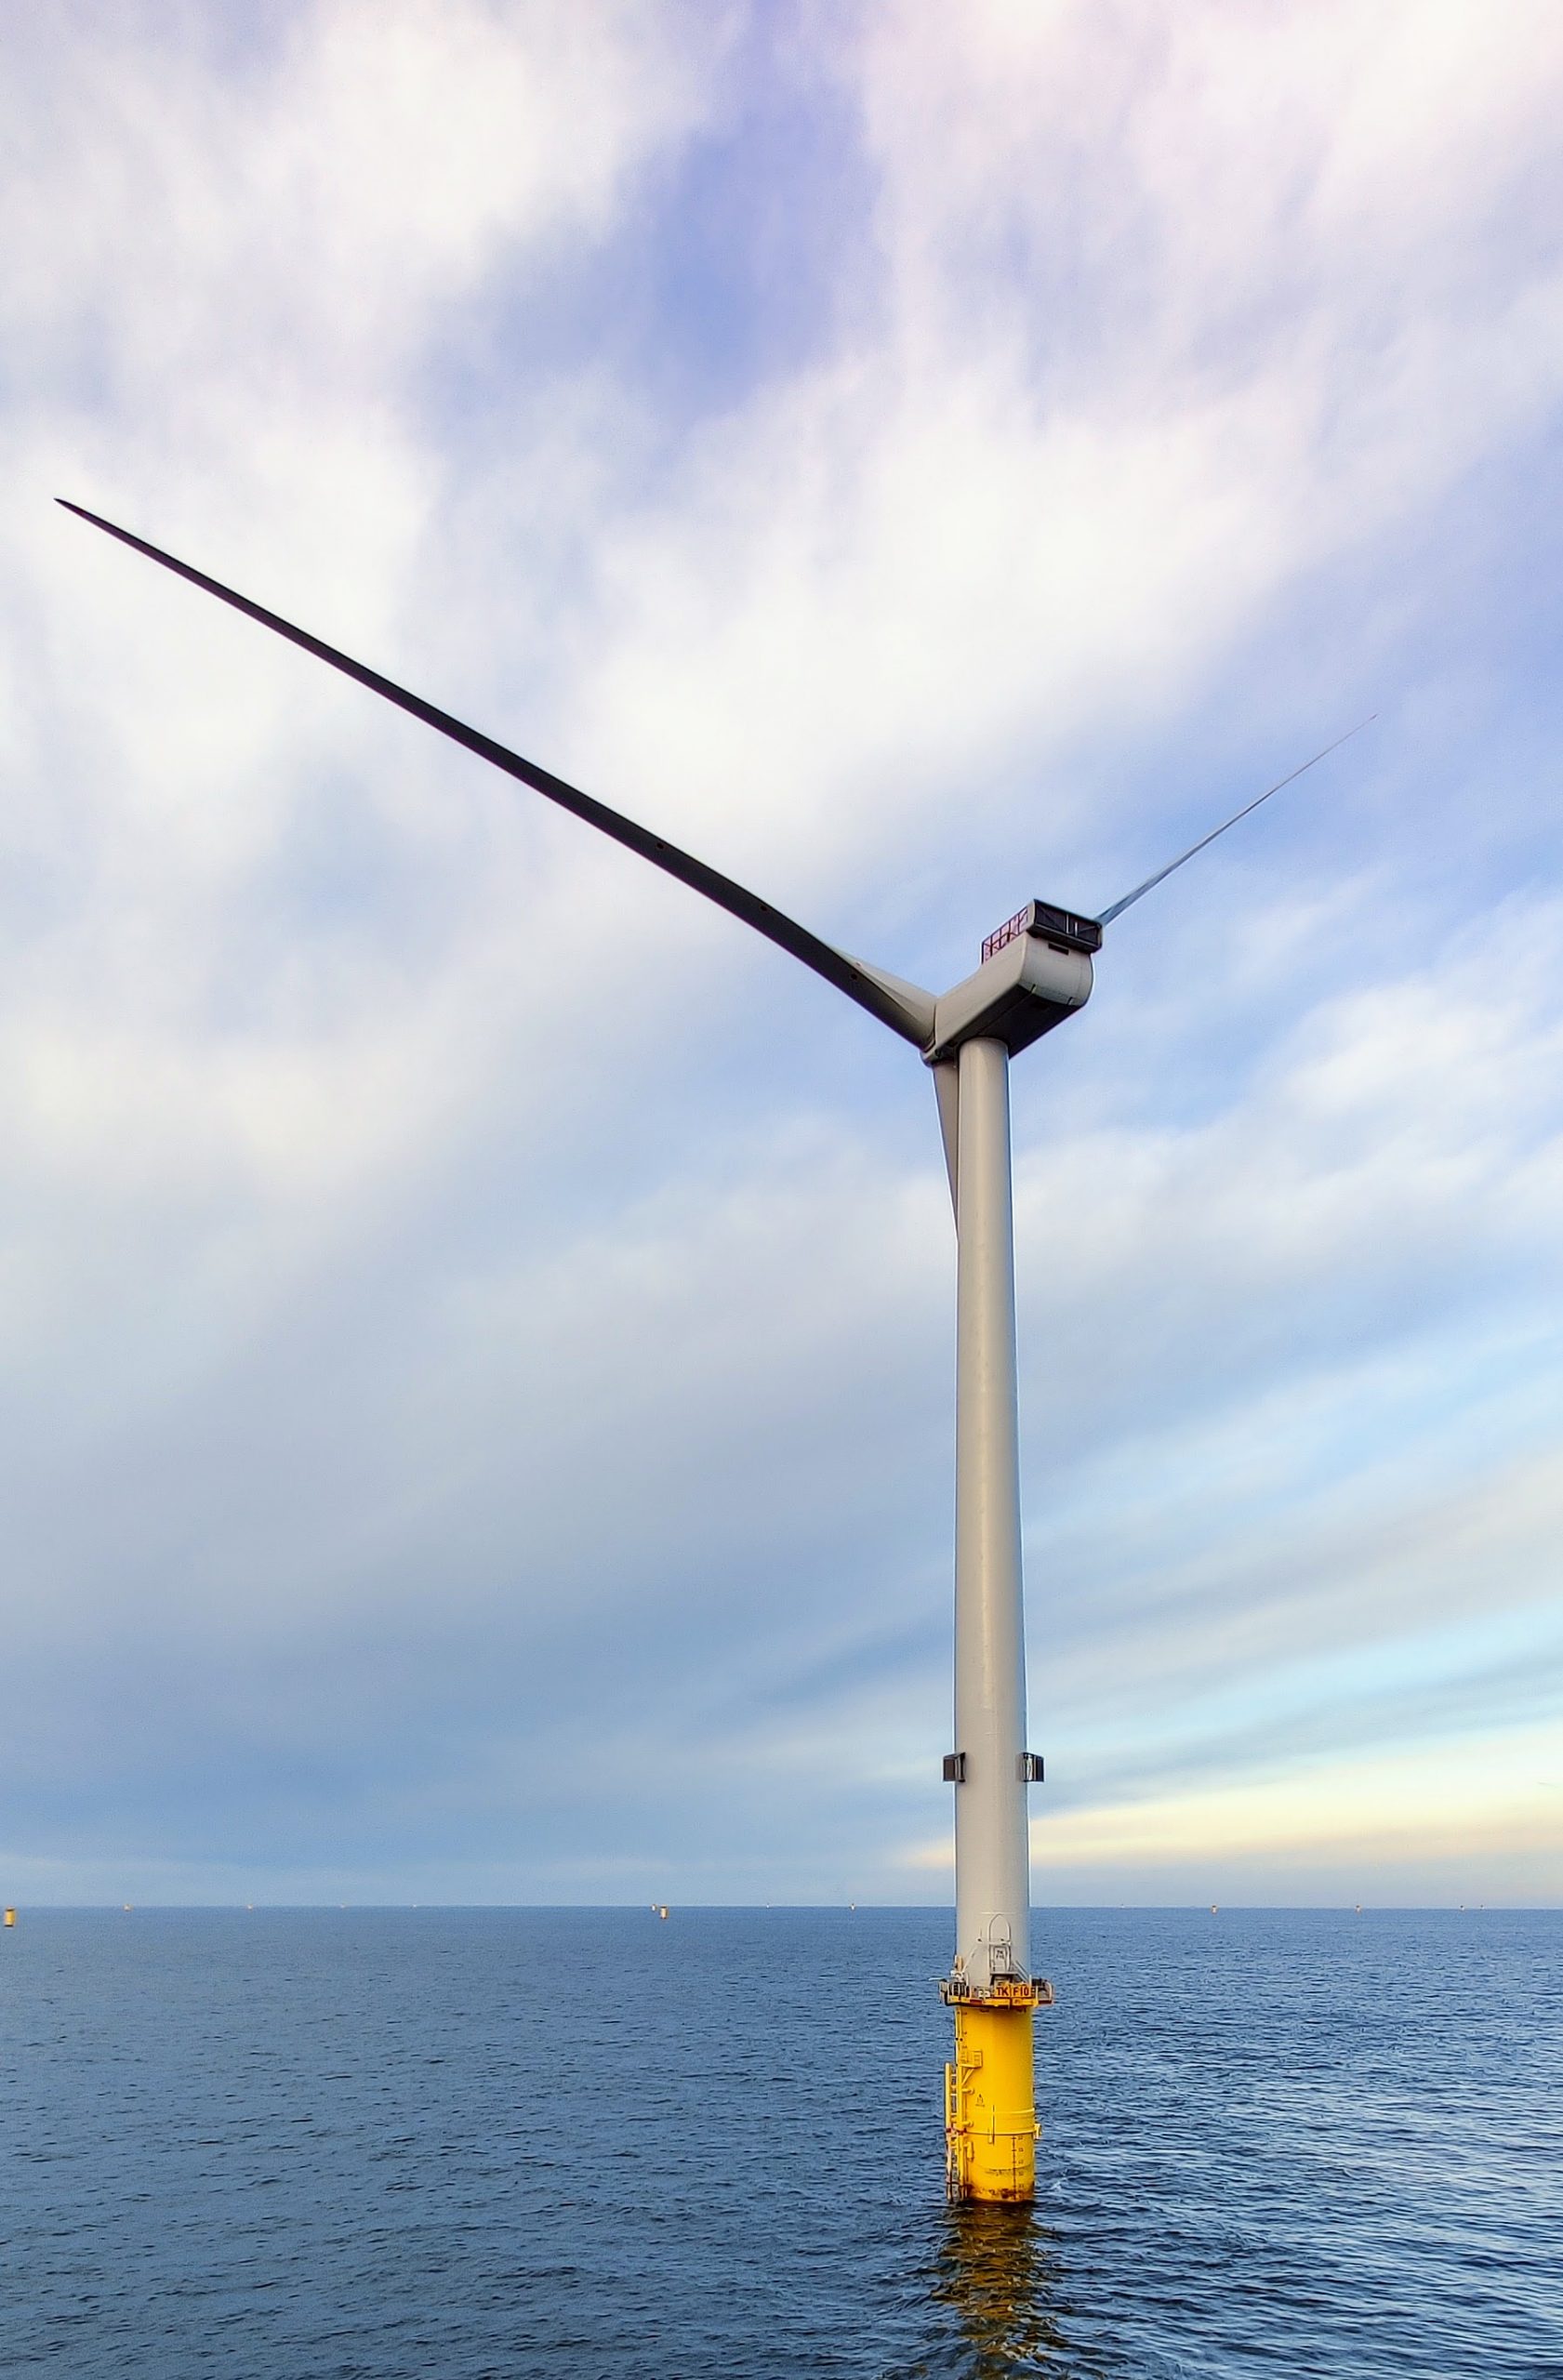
top-left (943, 1976), bottom-right (1053, 2202)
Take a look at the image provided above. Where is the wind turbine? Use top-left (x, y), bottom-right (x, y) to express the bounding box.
top-left (59, 498), bottom-right (1369, 2201)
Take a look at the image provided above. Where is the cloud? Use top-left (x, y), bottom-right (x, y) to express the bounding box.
top-left (1, 4), bottom-right (1560, 1903)
top-left (896, 1722), bottom-right (1561, 1906)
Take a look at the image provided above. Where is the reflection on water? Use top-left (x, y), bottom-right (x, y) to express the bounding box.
top-left (934, 2203), bottom-right (1080, 2376)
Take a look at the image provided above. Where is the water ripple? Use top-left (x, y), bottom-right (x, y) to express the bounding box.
top-left (3, 1908), bottom-right (1558, 2376)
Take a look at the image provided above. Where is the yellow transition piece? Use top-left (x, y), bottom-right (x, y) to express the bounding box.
top-left (944, 1982), bottom-right (1050, 2202)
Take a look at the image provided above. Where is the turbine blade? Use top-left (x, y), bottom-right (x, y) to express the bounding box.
top-left (1095, 718), bottom-right (1375, 926)
top-left (932, 1059), bottom-right (960, 1222)
top-left (57, 500), bottom-right (933, 1046)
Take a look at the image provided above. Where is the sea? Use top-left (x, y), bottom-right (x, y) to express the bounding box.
top-left (4, 1907), bottom-right (1558, 2378)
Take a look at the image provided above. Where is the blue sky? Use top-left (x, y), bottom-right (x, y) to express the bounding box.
top-left (3, 1), bottom-right (1561, 1906)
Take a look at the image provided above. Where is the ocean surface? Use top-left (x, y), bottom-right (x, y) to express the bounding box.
top-left (4, 1907), bottom-right (1558, 2377)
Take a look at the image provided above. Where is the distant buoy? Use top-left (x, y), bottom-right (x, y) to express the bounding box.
top-left (1210, 1904), bottom-right (1218, 1914)
top-left (657, 1904), bottom-right (669, 1920)
top-left (3, 1907), bottom-right (15, 1927)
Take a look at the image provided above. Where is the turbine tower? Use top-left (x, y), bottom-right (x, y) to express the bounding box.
top-left (59, 499), bottom-right (1367, 2201)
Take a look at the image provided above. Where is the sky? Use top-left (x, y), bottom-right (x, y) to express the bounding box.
top-left (3, 0), bottom-right (1561, 1909)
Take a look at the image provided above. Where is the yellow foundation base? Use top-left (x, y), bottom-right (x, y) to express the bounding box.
top-left (944, 1982), bottom-right (1050, 2201)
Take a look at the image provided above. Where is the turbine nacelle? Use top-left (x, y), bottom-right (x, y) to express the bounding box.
top-left (981, 900), bottom-right (1103, 964)
top-left (924, 912), bottom-right (1094, 1064)
top-left (859, 903), bottom-right (1101, 1068)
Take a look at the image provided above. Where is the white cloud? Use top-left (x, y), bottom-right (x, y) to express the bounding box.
top-left (2, 3), bottom-right (1559, 1901)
